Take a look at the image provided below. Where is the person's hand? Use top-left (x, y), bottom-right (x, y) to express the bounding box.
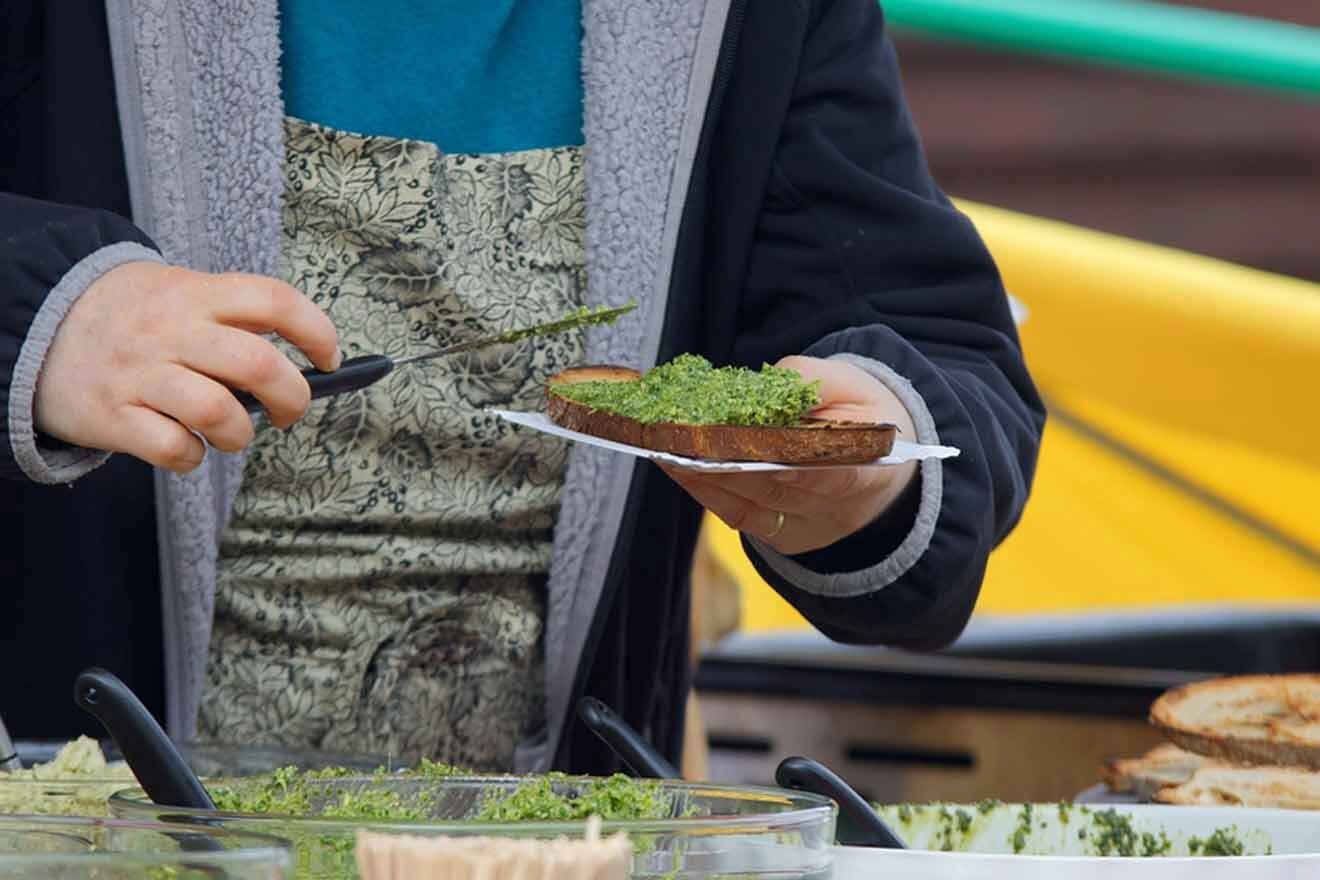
top-left (34, 261), bottom-right (341, 473)
top-left (660, 356), bottom-right (918, 556)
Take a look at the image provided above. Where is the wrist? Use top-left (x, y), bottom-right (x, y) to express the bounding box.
top-left (790, 466), bottom-right (924, 573)
top-left (865, 377), bottom-right (919, 514)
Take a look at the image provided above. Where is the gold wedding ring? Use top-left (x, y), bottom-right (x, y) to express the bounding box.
top-left (766, 510), bottom-right (786, 539)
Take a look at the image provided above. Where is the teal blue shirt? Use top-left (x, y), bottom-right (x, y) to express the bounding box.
top-left (278, 0), bottom-right (584, 153)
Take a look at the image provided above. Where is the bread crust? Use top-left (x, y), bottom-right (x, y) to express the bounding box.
top-left (546, 365), bottom-right (897, 464)
top-left (1099, 743), bottom-right (1216, 799)
top-left (1153, 765), bottom-right (1320, 810)
top-left (1149, 674), bottom-right (1320, 770)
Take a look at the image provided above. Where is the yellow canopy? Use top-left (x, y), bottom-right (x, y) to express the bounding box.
top-left (715, 201), bottom-right (1320, 631)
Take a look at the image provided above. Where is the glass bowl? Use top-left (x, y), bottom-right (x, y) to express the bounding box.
top-left (0, 741), bottom-right (401, 817)
top-left (110, 775), bottom-right (837, 880)
top-left (0, 777), bottom-right (137, 818)
top-left (0, 815), bottom-right (291, 878)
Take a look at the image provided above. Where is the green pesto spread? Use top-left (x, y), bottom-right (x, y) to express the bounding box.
top-left (1088, 808), bottom-right (1172, 858)
top-left (209, 760), bottom-right (462, 820)
top-left (207, 766), bottom-right (668, 825)
top-left (476, 773), bottom-right (669, 823)
top-left (932, 805), bottom-right (976, 852)
top-left (1189, 828), bottom-right (1247, 857)
top-left (553, 354), bottom-right (821, 427)
top-left (205, 769), bottom-right (669, 880)
top-left (1010, 803), bottom-right (1034, 854)
top-left (874, 801), bottom-right (1261, 858)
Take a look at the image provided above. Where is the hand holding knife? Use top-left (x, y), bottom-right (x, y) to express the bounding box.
top-left (233, 302), bottom-right (636, 416)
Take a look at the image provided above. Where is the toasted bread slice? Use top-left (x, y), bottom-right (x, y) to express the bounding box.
top-left (1150, 674), bottom-right (1320, 769)
top-left (1100, 743), bottom-right (1219, 799)
top-left (1154, 765), bottom-right (1320, 810)
top-left (546, 366), bottom-right (897, 465)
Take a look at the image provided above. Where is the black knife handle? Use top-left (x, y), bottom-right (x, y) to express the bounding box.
top-left (74, 668), bottom-right (216, 810)
top-left (234, 354), bottom-right (394, 415)
top-left (577, 697), bottom-right (681, 780)
top-left (775, 756), bottom-right (906, 849)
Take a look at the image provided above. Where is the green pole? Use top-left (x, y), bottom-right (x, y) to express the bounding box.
top-left (882, 0), bottom-right (1320, 98)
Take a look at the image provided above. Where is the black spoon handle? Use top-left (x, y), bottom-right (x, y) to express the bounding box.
top-left (774, 756), bottom-right (906, 849)
top-left (577, 697), bottom-right (681, 780)
top-left (234, 355), bottom-right (394, 415)
top-left (73, 668), bottom-right (216, 810)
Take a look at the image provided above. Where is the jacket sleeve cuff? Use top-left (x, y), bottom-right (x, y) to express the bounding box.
top-left (9, 242), bottom-right (164, 483)
top-left (743, 353), bottom-right (943, 598)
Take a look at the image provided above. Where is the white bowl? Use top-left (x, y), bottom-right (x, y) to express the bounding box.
top-left (835, 802), bottom-right (1320, 879)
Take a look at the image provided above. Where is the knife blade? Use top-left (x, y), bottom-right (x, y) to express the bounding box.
top-left (232, 302), bottom-right (637, 416)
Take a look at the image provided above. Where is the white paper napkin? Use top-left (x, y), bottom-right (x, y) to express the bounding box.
top-left (489, 410), bottom-right (959, 473)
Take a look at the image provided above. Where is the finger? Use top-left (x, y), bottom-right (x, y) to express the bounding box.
top-left (208, 275), bottom-right (342, 372)
top-left (776, 355), bottom-right (868, 403)
top-left (138, 363), bottom-right (256, 453)
top-left (776, 355), bottom-right (891, 422)
top-left (663, 466), bottom-right (883, 517)
top-left (768, 466), bottom-right (870, 498)
top-left (662, 465), bottom-right (852, 554)
top-left (177, 324), bottom-right (313, 429)
top-left (106, 405), bottom-right (208, 473)
top-left (664, 468), bottom-right (791, 540)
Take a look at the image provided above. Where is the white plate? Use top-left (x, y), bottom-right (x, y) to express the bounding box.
top-left (488, 410), bottom-right (960, 473)
top-left (835, 802), bottom-right (1320, 878)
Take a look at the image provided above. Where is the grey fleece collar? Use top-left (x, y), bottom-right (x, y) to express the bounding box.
top-left (107, 0), bottom-right (732, 767)
top-left (527, 0), bottom-right (733, 772)
top-left (105, 0), bottom-right (286, 743)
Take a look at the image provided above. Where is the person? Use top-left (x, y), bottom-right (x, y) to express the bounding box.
top-left (0, 0), bottom-right (1044, 772)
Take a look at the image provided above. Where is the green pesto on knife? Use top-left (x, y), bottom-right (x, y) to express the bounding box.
top-left (553, 354), bottom-right (821, 427)
top-left (490, 302), bottom-right (637, 347)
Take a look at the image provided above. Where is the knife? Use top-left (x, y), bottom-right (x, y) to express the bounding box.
top-left (233, 302), bottom-right (636, 416)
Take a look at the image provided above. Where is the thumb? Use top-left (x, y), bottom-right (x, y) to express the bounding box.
top-left (775, 355), bottom-right (884, 416)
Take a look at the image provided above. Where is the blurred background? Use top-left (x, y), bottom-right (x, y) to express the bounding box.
top-left (689, 0), bottom-right (1320, 801)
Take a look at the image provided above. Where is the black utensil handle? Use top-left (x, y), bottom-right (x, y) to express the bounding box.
top-left (235, 354), bottom-right (394, 415)
top-left (0, 716), bottom-right (18, 772)
top-left (774, 756), bottom-right (906, 849)
top-left (577, 697), bottom-right (681, 780)
top-left (73, 668), bottom-right (216, 810)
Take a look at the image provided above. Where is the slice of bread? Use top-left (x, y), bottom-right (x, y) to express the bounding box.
top-left (1154, 765), bottom-right (1320, 810)
top-left (546, 366), bottom-right (897, 465)
top-left (1150, 674), bottom-right (1320, 769)
top-left (1100, 743), bottom-right (1220, 799)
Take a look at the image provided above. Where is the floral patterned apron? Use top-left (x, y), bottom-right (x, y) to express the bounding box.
top-left (199, 117), bottom-right (586, 770)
